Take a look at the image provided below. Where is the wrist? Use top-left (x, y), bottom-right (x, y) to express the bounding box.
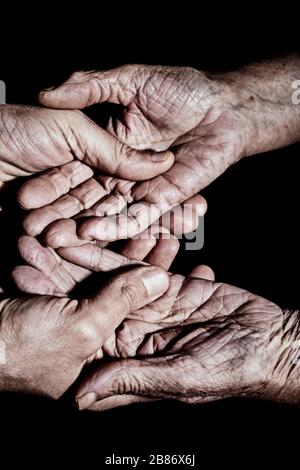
top-left (210, 57), bottom-right (300, 158)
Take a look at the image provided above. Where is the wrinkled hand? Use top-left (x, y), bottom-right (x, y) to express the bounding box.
top-left (38, 65), bottom-right (246, 241)
top-left (0, 264), bottom-right (169, 398)
top-left (75, 275), bottom-right (299, 411)
top-left (0, 104), bottom-right (173, 233)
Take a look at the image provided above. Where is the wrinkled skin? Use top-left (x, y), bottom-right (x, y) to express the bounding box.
top-left (78, 277), bottom-right (298, 411)
top-left (37, 65), bottom-right (246, 242)
top-left (13, 236), bottom-right (298, 411)
top-left (25, 193), bottom-right (206, 249)
top-left (15, 192), bottom-right (205, 287)
top-left (0, 104), bottom-right (173, 229)
top-left (0, 264), bottom-right (169, 398)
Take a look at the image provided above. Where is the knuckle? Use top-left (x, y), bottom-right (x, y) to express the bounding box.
top-left (69, 70), bottom-right (85, 81)
top-left (121, 284), bottom-right (143, 308)
top-left (72, 308), bottom-right (101, 348)
top-left (109, 276), bottom-right (146, 309)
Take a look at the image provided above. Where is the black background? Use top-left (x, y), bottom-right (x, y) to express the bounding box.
top-left (0, 13), bottom-right (299, 467)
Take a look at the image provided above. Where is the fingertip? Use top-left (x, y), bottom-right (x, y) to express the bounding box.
top-left (189, 264), bottom-right (215, 281)
top-left (17, 180), bottom-right (48, 210)
top-left (12, 265), bottom-right (58, 295)
top-left (195, 194), bottom-right (207, 216)
top-left (11, 265), bottom-right (27, 289)
top-left (118, 149), bottom-right (174, 181)
top-left (17, 234), bottom-right (34, 257)
top-left (23, 207), bottom-right (58, 236)
top-left (145, 233), bottom-right (179, 271)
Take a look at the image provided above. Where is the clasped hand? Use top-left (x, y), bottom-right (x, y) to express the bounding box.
top-left (0, 62), bottom-right (299, 409)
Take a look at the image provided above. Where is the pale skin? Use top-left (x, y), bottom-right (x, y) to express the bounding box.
top-left (28, 55), bottom-right (300, 244)
top-left (13, 237), bottom-right (300, 411)
top-left (0, 102), bottom-right (182, 397)
top-left (0, 103), bottom-right (174, 237)
top-left (1, 57), bottom-right (300, 407)
top-left (0, 264), bottom-right (170, 398)
top-left (3, 214), bottom-right (205, 397)
top-left (21, 56), bottom-right (298, 409)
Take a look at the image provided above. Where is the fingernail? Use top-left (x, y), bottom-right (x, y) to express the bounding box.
top-left (77, 392), bottom-right (97, 410)
top-left (141, 267), bottom-right (169, 297)
top-left (151, 151), bottom-right (171, 162)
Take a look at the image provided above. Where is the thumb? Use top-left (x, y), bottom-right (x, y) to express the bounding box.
top-left (76, 356), bottom-right (176, 411)
top-left (71, 113), bottom-right (174, 180)
top-left (76, 266), bottom-right (169, 350)
top-left (39, 67), bottom-right (137, 109)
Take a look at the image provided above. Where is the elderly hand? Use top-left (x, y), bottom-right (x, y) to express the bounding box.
top-left (0, 104), bottom-right (173, 234)
top-left (0, 264), bottom-right (169, 398)
top-left (39, 59), bottom-right (300, 242)
top-left (37, 64), bottom-right (246, 241)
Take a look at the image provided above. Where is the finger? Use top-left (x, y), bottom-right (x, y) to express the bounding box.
top-left (23, 177), bottom-right (108, 236)
top-left (12, 265), bottom-right (62, 296)
top-left (120, 237), bottom-right (157, 261)
top-left (77, 181), bottom-right (207, 242)
top-left (73, 175), bottom-right (134, 219)
top-left (76, 266), bottom-right (169, 347)
top-left (39, 67), bottom-right (138, 109)
top-left (17, 161), bottom-right (94, 210)
top-left (56, 111), bottom-right (175, 181)
top-left (160, 194), bottom-right (207, 235)
top-left (17, 235), bottom-right (91, 292)
top-left (44, 219), bottom-right (89, 248)
top-left (121, 228), bottom-right (179, 270)
top-left (77, 202), bottom-right (162, 241)
top-left (44, 219), bottom-right (108, 249)
top-left (58, 243), bottom-right (139, 272)
top-left (76, 356), bottom-right (175, 411)
top-left (145, 234), bottom-right (180, 270)
top-left (85, 395), bottom-right (154, 412)
top-left (188, 265), bottom-right (215, 281)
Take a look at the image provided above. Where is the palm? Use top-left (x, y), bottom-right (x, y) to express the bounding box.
top-left (39, 65), bottom-right (244, 242)
top-left (76, 278), bottom-right (284, 411)
top-left (105, 65), bottom-right (209, 151)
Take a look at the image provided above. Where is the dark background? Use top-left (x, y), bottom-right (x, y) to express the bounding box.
top-left (0, 15), bottom-right (299, 467)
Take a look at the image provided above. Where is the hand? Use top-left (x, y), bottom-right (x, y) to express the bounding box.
top-left (0, 103), bottom-right (173, 215)
top-left (13, 190), bottom-right (205, 292)
top-left (74, 275), bottom-right (300, 410)
top-left (38, 65), bottom-right (246, 241)
top-left (0, 264), bottom-right (169, 398)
